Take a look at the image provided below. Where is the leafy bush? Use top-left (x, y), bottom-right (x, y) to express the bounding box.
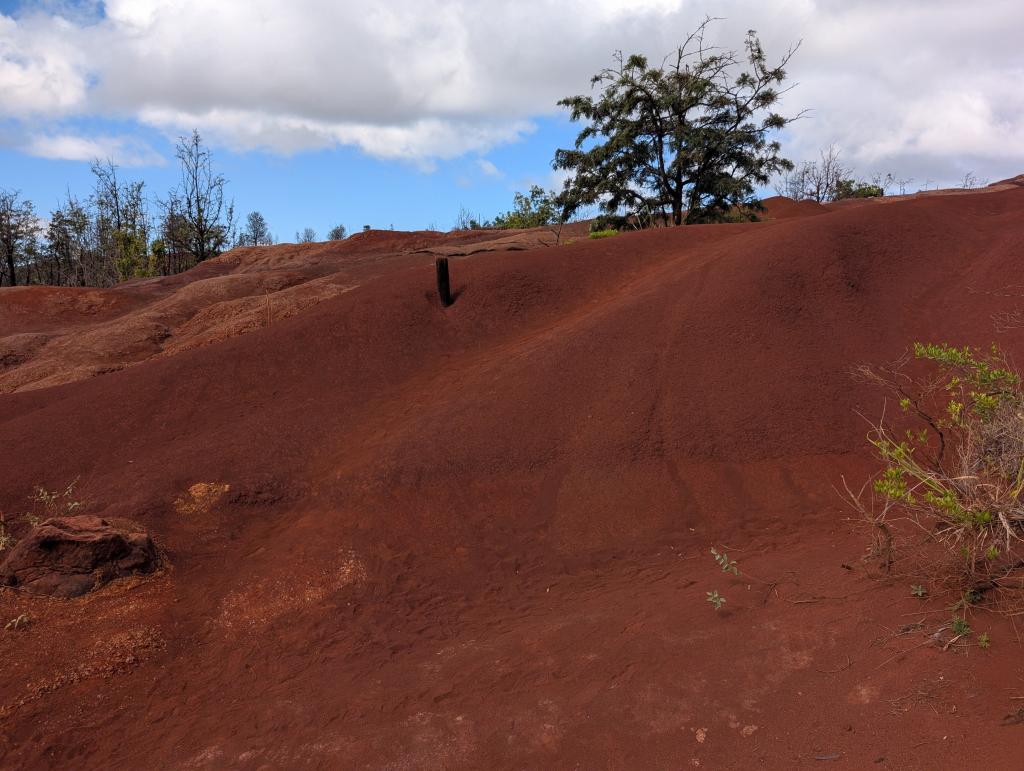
top-left (589, 229), bottom-right (618, 239)
top-left (492, 186), bottom-right (560, 229)
top-left (589, 215), bottom-right (629, 233)
top-left (834, 179), bottom-right (884, 200)
top-left (850, 342), bottom-right (1024, 599)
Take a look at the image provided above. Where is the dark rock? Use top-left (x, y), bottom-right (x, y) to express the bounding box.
top-left (0, 515), bottom-right (159, 598)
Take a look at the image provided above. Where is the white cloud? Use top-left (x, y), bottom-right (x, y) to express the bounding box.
top-left (136, 106), bottom-right (534, 167)
top-left (0, 0), bottom-right (1022, 182)
top-left (476, 159), bottom-right (502, 178)
top-left (25, 132), bottom-right (165, 166)
top-left (0, 13), bottom-right (89, 116)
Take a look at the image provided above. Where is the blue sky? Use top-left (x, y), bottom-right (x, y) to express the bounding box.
top-left (2, 0), bottom-right (1024, 241)
top-left (0, 111), bottom-right (579, 239)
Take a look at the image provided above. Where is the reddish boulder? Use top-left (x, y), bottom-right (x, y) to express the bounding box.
top-left (0, 515), bottom-right (159, 598)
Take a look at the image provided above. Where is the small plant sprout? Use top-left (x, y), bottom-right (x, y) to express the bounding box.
top-left (951, 616), bottom-right (971, 637)
top-left (911, 584), bottom-right (927, 598)
top-left (711, 548), bottom-right (739, 575)
top-left (978, 632), bottom-right (991, 649)
top-left (707, 590), bottom-right (726, 610)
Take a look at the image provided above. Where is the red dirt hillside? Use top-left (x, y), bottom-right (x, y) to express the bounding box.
top-left (3, 188), bottom-right (1024, 768)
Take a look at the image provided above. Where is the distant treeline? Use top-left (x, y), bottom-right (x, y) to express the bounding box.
top-left (0, 130), bottom-right (345, 288)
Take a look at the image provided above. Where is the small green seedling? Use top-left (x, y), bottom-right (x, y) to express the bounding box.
top-left (911, 584), bottom-right (927, 598)
top-left (951, 616), bottom-right (971, 637)
top-left (978, 632), bottom-right (991, 649)
top-left (707, 590), bottom-right (726, 610)
top-left (711, 548), bottom-right (739, 575)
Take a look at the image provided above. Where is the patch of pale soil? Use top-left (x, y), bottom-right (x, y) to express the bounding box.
top-left (174, 482), bottom-right (231, 517)
top-left (217, 550), bottom-right (367, 632)
top-left (0, 626), bottom-right (165, 718)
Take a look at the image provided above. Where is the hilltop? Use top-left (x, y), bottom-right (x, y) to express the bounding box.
top-left (2, 183), bottom-right (1024, 767)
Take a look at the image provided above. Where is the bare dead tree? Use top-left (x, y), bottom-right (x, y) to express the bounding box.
top-left (160, 130), bottom-right (234, 266)
top-left (959, 171), bottom-right (988, 190)
top-left (805, 145), bottom-right (850, 202)
top-left (893, 175), bottom-right (914, 195)
top-left (774, 145), bottom-right (851, 202)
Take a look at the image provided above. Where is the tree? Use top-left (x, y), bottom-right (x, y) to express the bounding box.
top-left (554, 18), bottom-right (798, 226)
top-left (90, 159), bottom-right (150, 282)
top-left (453, 206), bottom-right (487, 231)
top-left (776, 145), bottom-right (850, 202)
top-left (960, 171), bottom-right (987, 190)
top-left (44, 194), bottom-right (92, 286)
top-left (327, 224), bottom-right (347, 240)
top-left (296, 227), bottom-right (317, 243)
top-left (238, 210), bottom-right (273, 246)
top-left (776, 146), bottom-right (889, 202)
top-left (492, 186), bottom-right (560, 229)
top-left (833, 179), bottom-right (885, 200)
top-left (0, 190), bottom-right (40, 286)
top-left (160, 130), bottom-right (234, 267)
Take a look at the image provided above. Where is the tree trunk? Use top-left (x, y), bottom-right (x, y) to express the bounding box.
top-left (672, 175), bottom-right (684, 226)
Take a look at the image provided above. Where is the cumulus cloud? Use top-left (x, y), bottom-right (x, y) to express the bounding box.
top-left (0, 12), bottom-right (89, 116)
top-left (0, 0), bottom-right (1022, 182)
top-left (24, 132), bottom-right (165, 166)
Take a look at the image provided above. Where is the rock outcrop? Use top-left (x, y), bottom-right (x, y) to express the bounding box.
top-left (0, 515), bottom-right (159, 597)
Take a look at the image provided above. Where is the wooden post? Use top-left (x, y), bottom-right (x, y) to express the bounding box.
top-left (435, 257), bottom-right (453, 307)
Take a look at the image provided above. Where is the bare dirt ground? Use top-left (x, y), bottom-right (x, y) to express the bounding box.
top-left (3, 182), bottom-right (1024, 768)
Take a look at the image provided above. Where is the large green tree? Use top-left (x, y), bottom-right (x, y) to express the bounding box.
top-left (554, 19), bottom-right (798, 226)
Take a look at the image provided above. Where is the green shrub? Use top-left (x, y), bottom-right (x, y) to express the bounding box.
top-left (850, 343), bottom-right (1024, 599)
top-left (834, 179), bottom-right (884, 200)
top-left (589, 214), bottom-right (629, 233)
top-left (589, 229), bottom-right (618, 239)
top-left (492, 186), bottom-right (559, 229)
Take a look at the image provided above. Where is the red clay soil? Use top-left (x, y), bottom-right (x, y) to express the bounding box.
top-left (0, 225), bottom-right (585, 393)
top-left (759, 195), bottom-right (828, 219)
top-left (3, 189), bottom-right (1024, 768)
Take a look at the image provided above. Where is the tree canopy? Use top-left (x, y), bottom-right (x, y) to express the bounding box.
top-left (0, 190), bottom-right (39, 286)
top-left (238, 211), bottom-right (274, 246)
top-left (554, 18), bottom-right (799, 226)
top-left (492, 186), bottom-right (560, 229)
